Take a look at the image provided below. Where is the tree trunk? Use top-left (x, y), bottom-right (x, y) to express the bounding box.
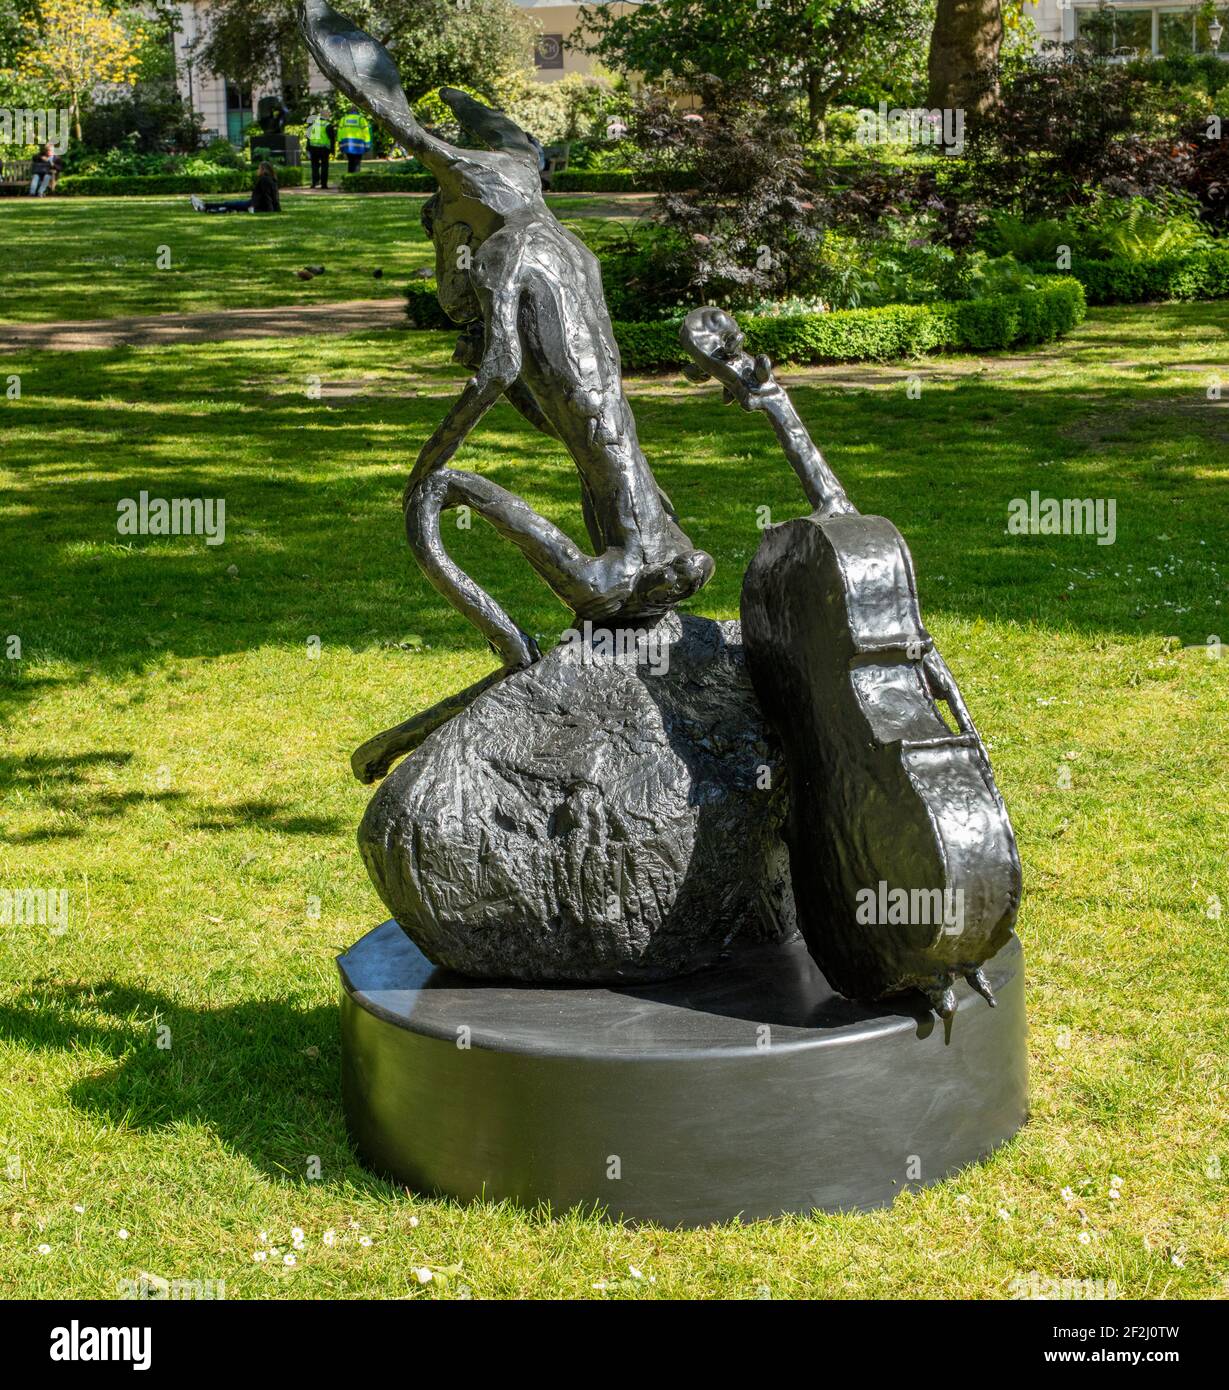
top-left (927, 0), bottom-right (1004, 116)
top-left (807, 67), bottom-right (822, 134)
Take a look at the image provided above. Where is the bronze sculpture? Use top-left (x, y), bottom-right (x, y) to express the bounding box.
top-left (680, 309), bottom-right (1021, 1017)
top-left (301, 0), bottom-right (1021, 1013)
top-left (305, 0), bottom-right (1028, 1222)
top-left (301, 1), bottom-right (713, 786)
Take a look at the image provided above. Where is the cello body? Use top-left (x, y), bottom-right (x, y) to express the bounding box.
top-left (680, 305), bottom-right (1022, 1016)
top-left (741, 512), bottom-right (1021, 1011)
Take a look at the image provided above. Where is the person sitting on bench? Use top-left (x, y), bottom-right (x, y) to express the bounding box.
top-left (30, 144), bottom-right (62, 197)
top-left (191, 163), bottom-right (282, 215)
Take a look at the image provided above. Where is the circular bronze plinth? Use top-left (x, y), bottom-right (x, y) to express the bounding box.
top-left (338, 923), bottom-right (1027, 1227)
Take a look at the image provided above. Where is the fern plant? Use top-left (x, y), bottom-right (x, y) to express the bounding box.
top-left (981, 213), bottom-right (1080, 264)
top-left (1078, 194), bottom-right (1214, 261)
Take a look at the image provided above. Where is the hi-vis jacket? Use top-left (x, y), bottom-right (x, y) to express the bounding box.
top-left (337, 111), bottom-right (372, 155)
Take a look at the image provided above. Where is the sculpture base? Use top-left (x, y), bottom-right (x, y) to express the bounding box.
top-left (338, 922), bottom-right (1027, 1227)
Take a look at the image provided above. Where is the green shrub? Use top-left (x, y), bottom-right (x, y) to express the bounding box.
top-left (1126, 51), bottom-right (1229, 99)
top-left (551, 169), bottom-right (692, 192)
top-left (594, 223), bottom-right (693, 320)
top-left (492, 71), bottom-right (623, 147)
top-left (566, 138), bottom-right (639, 172)
top-left (339, 168), bottom-right (689, 193)
top-left (982, 213), bottom-right (1079, 263)
top-left (57, 167), bottom-right (304, 197)
top-left (78, 90), bottom-right (205, 158)
top-left (339, 170), bottom-right (437, 193)
top-left (860, 246), bottom-right (1043, 308)
top-left (1076, 195), bottom-right (1212, 261)
top-left (961, 47), bottom-right (1171, 219)
top-left (984, 196), bottom-right (1216, 269)
top-left (406, 277), bottom-right (1086, 368)
top-left (405, 282), bottom-right (452, 329)
top-left (202, 137), bottom-right (247, 171)
top-left (1025, 249), bottom-right (1229, 304)
top-left (78, 139), bottom-right (174, 178)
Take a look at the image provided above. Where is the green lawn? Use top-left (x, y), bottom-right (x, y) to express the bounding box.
top-left (0, 194), bottom-right (620, 322)
top-left (1, 278), bottom-right (1227, 1297)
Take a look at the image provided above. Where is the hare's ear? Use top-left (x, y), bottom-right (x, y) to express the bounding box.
top-left (439, 87), bottom-right (539, 165)
top-left (299, 0), bottom-right (457, 176)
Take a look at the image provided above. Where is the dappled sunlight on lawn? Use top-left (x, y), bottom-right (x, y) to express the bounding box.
top-left (1, 302), bottom-right (1226, 1299)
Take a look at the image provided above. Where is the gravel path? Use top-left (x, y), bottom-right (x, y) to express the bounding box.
top-left (0, 297), bottom-right (407, 353)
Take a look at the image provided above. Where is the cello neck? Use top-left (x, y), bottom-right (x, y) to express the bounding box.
top-left (753, 384), bottom-right (854, 518)
top-left (677, 307), bottom-right (854, 516)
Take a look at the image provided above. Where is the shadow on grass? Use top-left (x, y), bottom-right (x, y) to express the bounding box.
top-left (0, 750), bottom-right (345, 843)
top-left (0, 751), bottom-right (190, 843)
top-left (2, 978), bottom-right (389, 1191)
top-left (187, 798), bottom-right (347, 835)
top-left (4, 309), bottom-right (1227, 723)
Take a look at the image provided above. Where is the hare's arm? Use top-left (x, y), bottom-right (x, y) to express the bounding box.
top-left (406, 254), bottom-right (525, 498)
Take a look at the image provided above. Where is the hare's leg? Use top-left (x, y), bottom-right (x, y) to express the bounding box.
top-left (351, 669), bottom-right (507, 784)
top-left (406, 469), bottom-right (544, 670)
top-left (407, 467), bottom-right (644, 636)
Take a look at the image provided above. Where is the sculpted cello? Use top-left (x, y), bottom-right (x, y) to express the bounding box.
top-left (681, 308), bottom-right (1022, 1018)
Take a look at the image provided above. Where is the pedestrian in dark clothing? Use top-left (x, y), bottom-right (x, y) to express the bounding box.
top-left (191, 163), bottom-right (282, 215)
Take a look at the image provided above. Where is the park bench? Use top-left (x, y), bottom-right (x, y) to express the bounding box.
top-left (0, 159), bottom-right (34, 196)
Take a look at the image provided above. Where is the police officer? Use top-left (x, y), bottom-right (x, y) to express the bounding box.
top-left (306, 110), bottom-right (337, 189)
top-left (337, 105), bottom-right (372, 175)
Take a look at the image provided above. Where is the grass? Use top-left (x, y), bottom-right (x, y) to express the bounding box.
top-left (0, 193), bottom-right (622, 323)
top-left (1, 206), bottom-right (1227, 1297)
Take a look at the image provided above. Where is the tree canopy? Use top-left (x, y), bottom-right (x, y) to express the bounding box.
top-left (13, 0), bottom-right (142, 137)
top-left (199, 0), bottom-right (534, 104)
top-left (576, 0), bottom-right (932, 131)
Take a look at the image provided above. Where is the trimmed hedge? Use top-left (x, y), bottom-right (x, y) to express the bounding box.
top-left (340, 170), bottom-right (437, 193)
top-left (57, 167), bottom-right (304, 197)
top-left (406, 277), bottom-right (1085, 368)
top-left (1024, 248), bottom-right (1229, 305)
top-left (405, 282), bottom-right (453, 328)
top-left (341, 168), bottom-right (691, 194)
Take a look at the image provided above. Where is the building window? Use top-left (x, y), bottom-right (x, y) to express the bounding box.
top-left (1159, 6), bottom-right (1197, 52)
top-left (225, 80), bottom-right (255, 146)
top-left (1195, 4), bottom-right (1229, 45)
top-left (1113, 8), bottom-right (1153, 50)
top-left (534, 34), bottom-right (564, 70)
top-left (1074, 5), bottom-right (1229, 57)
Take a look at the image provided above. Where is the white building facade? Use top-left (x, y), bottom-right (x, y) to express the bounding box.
top-left (1029, 0), bottom-right (1229, 56)
top-left (170, 2), bottom-right (329, 145)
